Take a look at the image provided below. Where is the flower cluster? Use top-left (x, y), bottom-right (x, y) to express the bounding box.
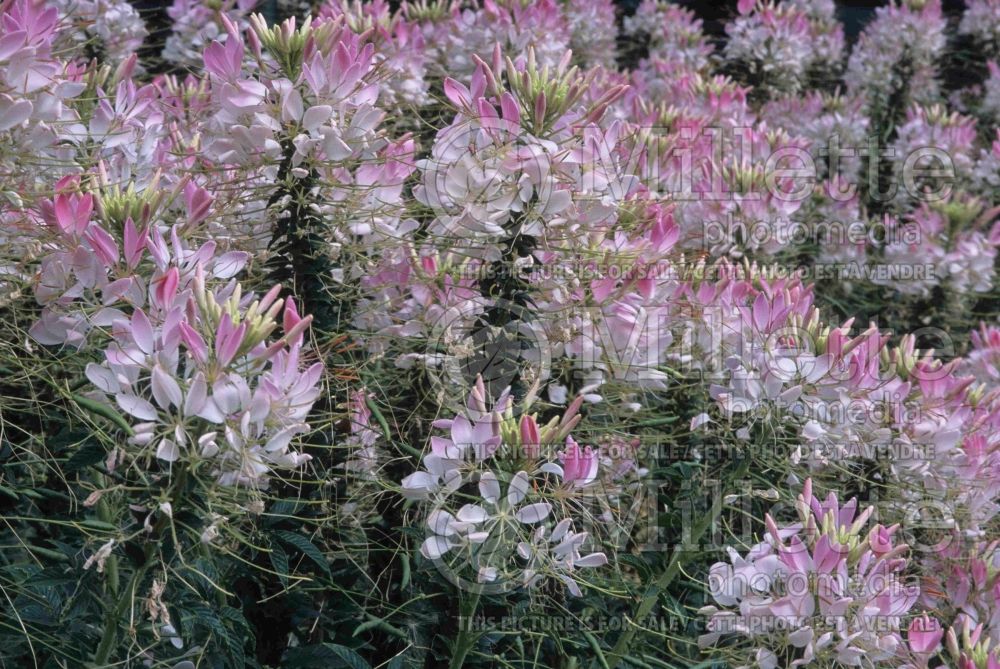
top-left (723, 0), bottom-right (842, 96)
top-left (163, 0), bottom-right (259, 68)
top-left (318, 0), bottom-right (432, 108)
top-left (960, 0), bottom-right (1000, 59)
top-left (982, 62), bottom-right (1000, 126)
top-left (845, 0), bottom-right (946, 113)
top-left (873, 201), bottom-right (1000, 296)
top-left (623, 0), bottom-right (713, 75)
top-left (7, 0), bottom-right (1000, 666)
top-left (890, 104), bottom-right (978, 207)
top-left (28, 174), bottom-right (322, 487)
top-left (701, 480), bottom-right (924, 667)
top-left (51, 0), bottom-right (147, 66)
top-left (403, 378), bottom-right (616, 595)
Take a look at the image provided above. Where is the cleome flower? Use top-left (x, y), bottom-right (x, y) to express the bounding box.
top-left (419, 471), bottom-right (552, 564)
top-left (405, 377), bottom-right (612, 596)
top-left (84, 266), bottom-right (319, 486)
top-left (700, 479), bottom-right (923, 667)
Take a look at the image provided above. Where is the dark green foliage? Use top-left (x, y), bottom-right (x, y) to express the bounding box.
top-left (266, 138), bottom-right (348, 338)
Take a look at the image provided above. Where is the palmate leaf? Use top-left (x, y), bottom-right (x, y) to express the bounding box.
top-left (62, 439), bottom-right (106, 472)
top-left (220, 605), bottom-right (253, 668)
top-left (275, 530), bottom-right (331, 577)
top-left (269, 542), bottom-right (290, 587)
top-left (186, 605), bottom-right (254, 669)
top-left (283, 643), bottom-right (371, 669)
top-left (264, 499), bottom-right (304, 524)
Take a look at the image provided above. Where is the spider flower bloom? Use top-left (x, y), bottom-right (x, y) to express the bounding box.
top-left (701, 480), bottom-right (918, 667)
top-left (557, 436), bottom-right (599, 487)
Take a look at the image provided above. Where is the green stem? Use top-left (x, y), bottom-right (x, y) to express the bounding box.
top-left (93, 465), bottom-right (187, 665)
top-left (93, 558), bottom-right (151, 666)
top-left (198, 542), bottom-right (226, 607)
top-left (603, 509), bottom-right (716, 669)
top-left (450, 590), bottom-right (481, 669)
top-left (96, 478), bottom-right (119, 596)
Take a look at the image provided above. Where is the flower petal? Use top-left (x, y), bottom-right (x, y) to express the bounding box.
top-left (117, 393), bottom-right (157, 421)
top-left (420, 535), bottom-right (451, 559)
top-left (507, 470), bottom-right (530, 506)
top-left (575, 552), bottom-right (608, 568)
top-left (156, 438), bottom-right (180, 462)
top-left (427, 510), bottom-right (458, 537)
top-left (456, 504), bottom-right (488, 523)
top-left (151, 365), bottom-right (183, 410)
top-left (514, 503), bottom-right (551, 524)
top-left (479, 471), bottom-right (500, 505)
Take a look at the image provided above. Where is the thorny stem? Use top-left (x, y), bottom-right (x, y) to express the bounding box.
top-left (96, 480), bottom-right (119, 596)
top-left (266, 137), bottom-right (345, 337)
top-left (92, 557), bottom-right (153, 666)
top-left (473, 208), bottom-right (538, 403)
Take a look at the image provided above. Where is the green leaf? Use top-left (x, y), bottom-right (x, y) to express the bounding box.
top-left (219, 606), bottom-right (249, 669)
top-left (276, 531), bottom-right (330, 577)
top-left (267, 499), bottom-right (302, 517)
top-left (187, 605), bottom-right (250, 668)
top-left (188, 606), bottom-right (223, 635)
top-left (64, 440), bottom-right (106, 472)
top-left (269, 543), bottom-right (290, 586)
top-left (78, 519), bottom-right (118, 532)
top-left (283, 643), bottom-right (370, 669)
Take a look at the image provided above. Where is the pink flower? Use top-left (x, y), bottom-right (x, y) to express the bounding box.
top-left (559, 436), bottom-right (598, 487)
top-left (215, 313), bottom-right (247, 367)
top-left (431, 412), bottom-right (500, 461)
top-left (50, 191), bottom-right (94, 237)
top-left (122, 217), bottom-right (147, 269)
top-left (283, 297), bottom-right (303, 344)
top-left (183, 182), bottom-right (214, 227)
top-left (867, 524), bottom-right (897, 557)
top-left (908, 614), bottom-right (943, 656)
top-left (153, 267), bottom-right (179, 310)
top-left (202, 26), bottom-right (243, 81)
top-left (178, 321), bottom-right (208, 364)
top-left (519, 414), bottom-right (540, 459)
top-left (84, 219), bottom-right (116, 260)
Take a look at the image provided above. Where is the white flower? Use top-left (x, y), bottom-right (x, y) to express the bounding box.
top-left (83, 539), bottom-right (116, 573)
top-left (690, 413), bottom-right (711, 431)
top-left (401, 454), bottom-right (463, 501)
top-left (517, 518), bottom-right (608, 597)
top-left (200, 515), bottom-right (224, 544)
top-left (160, 623), bottom-right (184, 650)
top-left (419, 471), bottom-right (551, 562)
